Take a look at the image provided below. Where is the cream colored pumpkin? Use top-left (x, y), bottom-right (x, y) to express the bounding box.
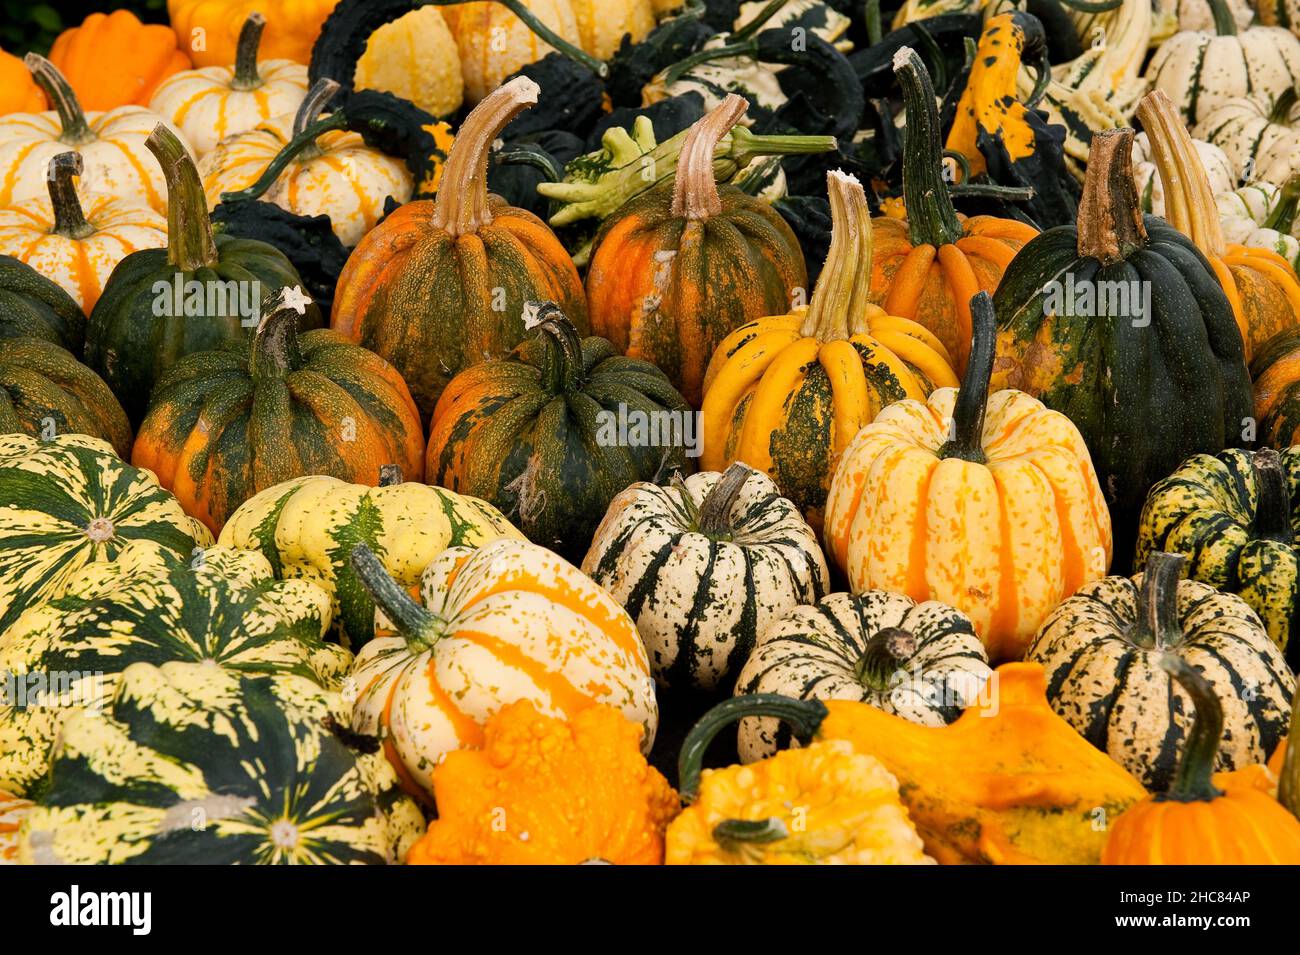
top-left (570, 0), bottom-right (655, 60)
top-left (1216, 179), bottom-right (1300, 272)
top-left (450, 0), bottom-right (583, 104)
top-left (0, 152), bottom-right (166, 312)
top-left (1152, 0), bottom-right (1253, 43)
top-left (356, 6), bottom-right (464, 119)
top-left (348, 537), bottom-right (657, 797)
top-left (198, 82), bottom-right (411, 247)
top-left (0, 55), bottom-right (189, 214)
top-left (148, 13), bottom-right (308, 157)
top-left (1196, 91), bottom-right (1300, 187)
top-left (1132, 130), bottom-right (1235, 216)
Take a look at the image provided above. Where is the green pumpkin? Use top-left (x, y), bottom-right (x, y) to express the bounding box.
top-left (0, 432), bottom-right (210, 636)
top-left (1136, 447), bottom-right (1300, 664)
top-left (85, 125), bottom-right (320, 426)
top-left (0, 338), bottom-right (132, 457)
top-left (0, 254), bottom-right (84, 353)
top-left (18, 661), bottom-right (423, 864)
top-left (991, 128), bottom-right (1252, 570)
top-left (425, 302), bottom-right (692, 561)
top-left (0, 538), bottom-right (351, 796)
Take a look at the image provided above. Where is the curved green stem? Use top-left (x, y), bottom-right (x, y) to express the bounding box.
top-left (1263, 175), bottom-right (1300, 235)
top-left (46, 152), bottom-right (94, 240)
top-left (495, 144), bottom-right (565, 183)
top-left (1252, 449), bottom-right (1293, 543)
top-left (713, 817), bottom-right (789, 849)
top-left (864, 0), bottom-right (882, 46)
top-left (1207, 0), bottom-right (1237, 36)
top-left (231, 11), bottom-right (267, 90)
top-left (526, 301), bottom-right (586, 394)
top-left (949, 182), bottom-right (1036, 202)
top-left (349, 543), bottom-right (445, 651)
top-left (732, 0), bottom-right (788, 40)
top-left (1158, 654), bottom-right (1225, 802)
top-left (894, 46), bottom-right (963, 248)
top-left (937, 292), bottom-right (995, 463)
top-left (1058, 0), bottom-right (1123, 11)
top-left (249, 289), bottom-right (306, 378)
top-left (855, 627), bottom-right (917, 691)
top-left (1129, 552), bottom-right (1185, 651)
top-left (1269, 88), bottom-right (1298, 126)
top-left (147, 124), bottom-right (219, 272)
top-left (664, 40), bottom-right (758, 86)
top-left (678, 694), bottom-right (829, 804)
top-left (697, 463), bottom-right (751, 539)
top-left (24, 54), bottom-right (93, 146)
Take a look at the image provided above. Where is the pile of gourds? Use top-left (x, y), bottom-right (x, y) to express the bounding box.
top-left (4, 0), bottom-right (1300, 866)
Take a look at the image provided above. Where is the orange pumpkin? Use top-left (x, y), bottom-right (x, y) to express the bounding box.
top-left (871, 48), bottom-right (1037, 374)
top-left (0, 47), bottom-right (43, 116)
top-left (48, 10), bottom-right (192, 111)
top-left (168, 0), bottom-right (339, 68)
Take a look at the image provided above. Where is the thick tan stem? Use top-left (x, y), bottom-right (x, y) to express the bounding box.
top-left (431, 76), bottom-right (540, 237)
top-left (670, 94), bottom-right (748, 221)
top-left (800, 170), bottom-right (874, 340)
top-left (1077, 128), bottom-right (1147, 265)
top-left (1136, 89), bottom-right (1227, 258)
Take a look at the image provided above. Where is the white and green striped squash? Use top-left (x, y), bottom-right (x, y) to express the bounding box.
top-left (0, 539), bottom-right (350, 797)
top-left (581, 464), bottom-right (829, 692)
top-left (733, 590), bottom-right (993, 762)
top-left (0, 432), bottom-right (211, 635)
top-left (218, 469), bottom-right (523, 649)
top-left (1025, 552), bottom-right (1295, 791)
top-left (1216, 178), bottom-right (1300, 270)
top-left (1152, 0), bottom-right (1254, 42)
top-left (0, 790), bottom-right (29, 865)
top-left (1195, 89), bottom-right (1300, 186)
top-left (17, 661), bottom-right (423, 864)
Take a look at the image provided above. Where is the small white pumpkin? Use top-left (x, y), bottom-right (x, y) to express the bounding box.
top-left (1196, 89), bottom-right (1300, 186)
top-left (1216, 178), bottom-right (1300, 271)
top-left (1152, 0), bottom-right (1253, 43)
top-left (354, 5), bottom-right (464, 120)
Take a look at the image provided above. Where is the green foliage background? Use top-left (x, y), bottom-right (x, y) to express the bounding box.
top-left (2, 1), bottom-right (168, 55)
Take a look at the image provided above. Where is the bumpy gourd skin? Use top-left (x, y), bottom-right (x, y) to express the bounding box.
top-left (667, 740), bottom-right (934, 865)
top-left (407, 701), bottom-right (678, 865)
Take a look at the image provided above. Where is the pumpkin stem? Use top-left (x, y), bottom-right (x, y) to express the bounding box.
top-left (378, 464), bottom-right (404, 487)
top-left (1278, 685), bottom-right (1300, 821)
top-left (45, 153), bottom-right (94, 241)
top-left (893, 47), bottom-right (964, 249)
top-left (1076, 128), bottom-right (1148, 265)
top-left (249, 287), bottom-right (308, 378)
top-left (864, 0), bottom-right (883, 45)
top-left (1129, 551), bottom-right (1185, 651)
top-left (1269, 87), bottom-right (1299, 127)
top-left (1263, 175), bottom-right (1300, 235)
top-left (1207, 0), bottom-right (1237, 36)
top-left (292, 76), bottom-right (342, 161)
top-left (696, 463), bottom-right (752, 539)
top-left (432, 76), bottom-right (540, 237)
top-left (24, 54), bottom-right (93, 146)
top-left (349, 543), bottom-right (446, 650)
top-left (732, 0), bottom-right (788, 40)
top-left (671, 94), bottom-right (749, 221)
top-left (800, 170), bottom-right (874, 340)
top-left (1252, 449), bottom-right (1293, 543)
top-left (1136, 90), bottom-right (1225, 258)
top-left (524, 301), bottom-right (586, 394)
top-left (712, 817), bottom-right (790, 851)
top-left (662, 40), bottom-right (760, 87)
top-left (854, 627), bottom-right (917, 691)
top-left (231, 11), bottom-right (267, 91)
top-left (1159, 653), bottom-right (1226, 802)
top-left (146, 124), bottom-right (220, 272)
top-left (937, 292), bottom-right (995, 464)
top-left (678, 693), bottom-right (828, 802)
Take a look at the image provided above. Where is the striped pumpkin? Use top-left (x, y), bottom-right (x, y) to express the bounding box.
top-left (18, 661), bottom-right (423, 864)
top-left (0, 539), bottom-right (350, 797)
top-left (331, 77), bottom-right (586, 417)
top-left (218, 469), bottom-right (522, 649)
top-left (585, 94), bottom-right (807, 406)
top-left (0, 255), bottom-right (84, 352)
top-left (1153, 0), bottom-right (1253, 37)
top-left (348, 538), bottom-right (657, 799)
top-left (699, 170), bottom-right (957, 529)
top-left (0, 152), bottom-right (166, 313)
top-left (1253, 327), bottom-right (1300, 446)
top-left (0, 432), bottom-right (210, 636)
top-left (824, 292), bottom-right (1113, 663)
top-left (149, 13), bottom-right (309, 157)
top-left (1027, 551), bottom-right (1295, 791)
top-left (1217, 178), bottom-right (1300, 274)
top-left (426, 303), bottom-right (690, 561)
top-left (582, 463), bottom-right (829, 691)
top-left (0, 337), bottom-right (132, 457)
top-left (734, 590), bottom-right (993, 763)
top-left (1136, 448), bottom-right (1300, 661)
top-left (450, 0), bottom-right (583, 103)
top-left (1196, 89), bottom-right (1300, 188)
top-left (0, 791), bottom-right (30, 865)
top-left (132, 286), bottom-right (425, 536)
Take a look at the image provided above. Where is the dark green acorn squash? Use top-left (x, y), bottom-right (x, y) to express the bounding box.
top-left (991, 128), bottom-right (1253, 570)
top-left (0, 255), bottom-right (84, 353)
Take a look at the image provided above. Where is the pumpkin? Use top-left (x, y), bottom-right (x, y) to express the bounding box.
top-left (1027, 551), bottom-right (1295, 791)
top-left (582, 463), bottom-right (829, 691)
top-left (18, 661), bottom-right (423, 864)
top-left (0, 338), bottom-right (132, 458)
top-left (217, 467), bottom-right (522, 648)
top-left (0, 55), bottom-right (187, 214)
top-left (734, 590), bottom-right (993, 762)
top-left (0, 152), bottom-right (167, 313)
top-left (407, 701), bottom-right (678, 865)
top-left (0, 538), bottom-right (351, 796)
top-left (331, 77), bottom-right (587, 417)
top-left (47, 9), bottom-right (192, 112)
top-left (426, 302), bottom-right (690, 560)
top-left (571, 0), bottom-right (656, 60)
top-left (0, 432), bottom-right (210, 637)
top-left (824, 291), bottom-right (1112, 663)
top-left (667, 738), bottom-right (933, 865)
top-left (1259, 0), bottom-right (1300, 35)
top-left (871, 48), bottom-right (1037, 375)
top-left (679, 662), bottom-right (1147, 864)
top-left (87, 124), bottom-right (319, 427)
top-left (699, 170), bottom-right (957, 527)
top-left (1216, 177), bottom-right (1300, 273)
top-left (198, 79), bottom-right (413, 247)
top-left (1253, 326), bottom-right (1300, 447)
top-left (168, 0), bottom-right (340, 68)
top-left (0, 47), bottom-right (43, 116)
top-left (1102, 654), bottom-right (1300, 863)
top-left (1137, 89), bottom-right (1300, 362)
top-left (585, 94), bottom-right (807, 405)
top-left (1196, 88), bottom-right (1300, 188)
top-left (1144, 0), bottom-right (1300, 125)
top-left (149, 12), bottom-right (309, 157)
top-left (0, 791), bottom-right (31, 865)
top-left (1154, 0), bottom-right (1254, 37)
top-left (131, 286), bottom-right (424, 535)
top-left (449, 0), bottom-right (593, 104)
top-left (990, 128), bottom-right (1253, 570)
top-left (1131, 132), bottom-right (1235, 217)
top-left (354, 4), bottom-right (464, 120)
top-left (0, 256), bottom-right (84, 353)
top-left (347, 538), bottom-right (657, 798)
